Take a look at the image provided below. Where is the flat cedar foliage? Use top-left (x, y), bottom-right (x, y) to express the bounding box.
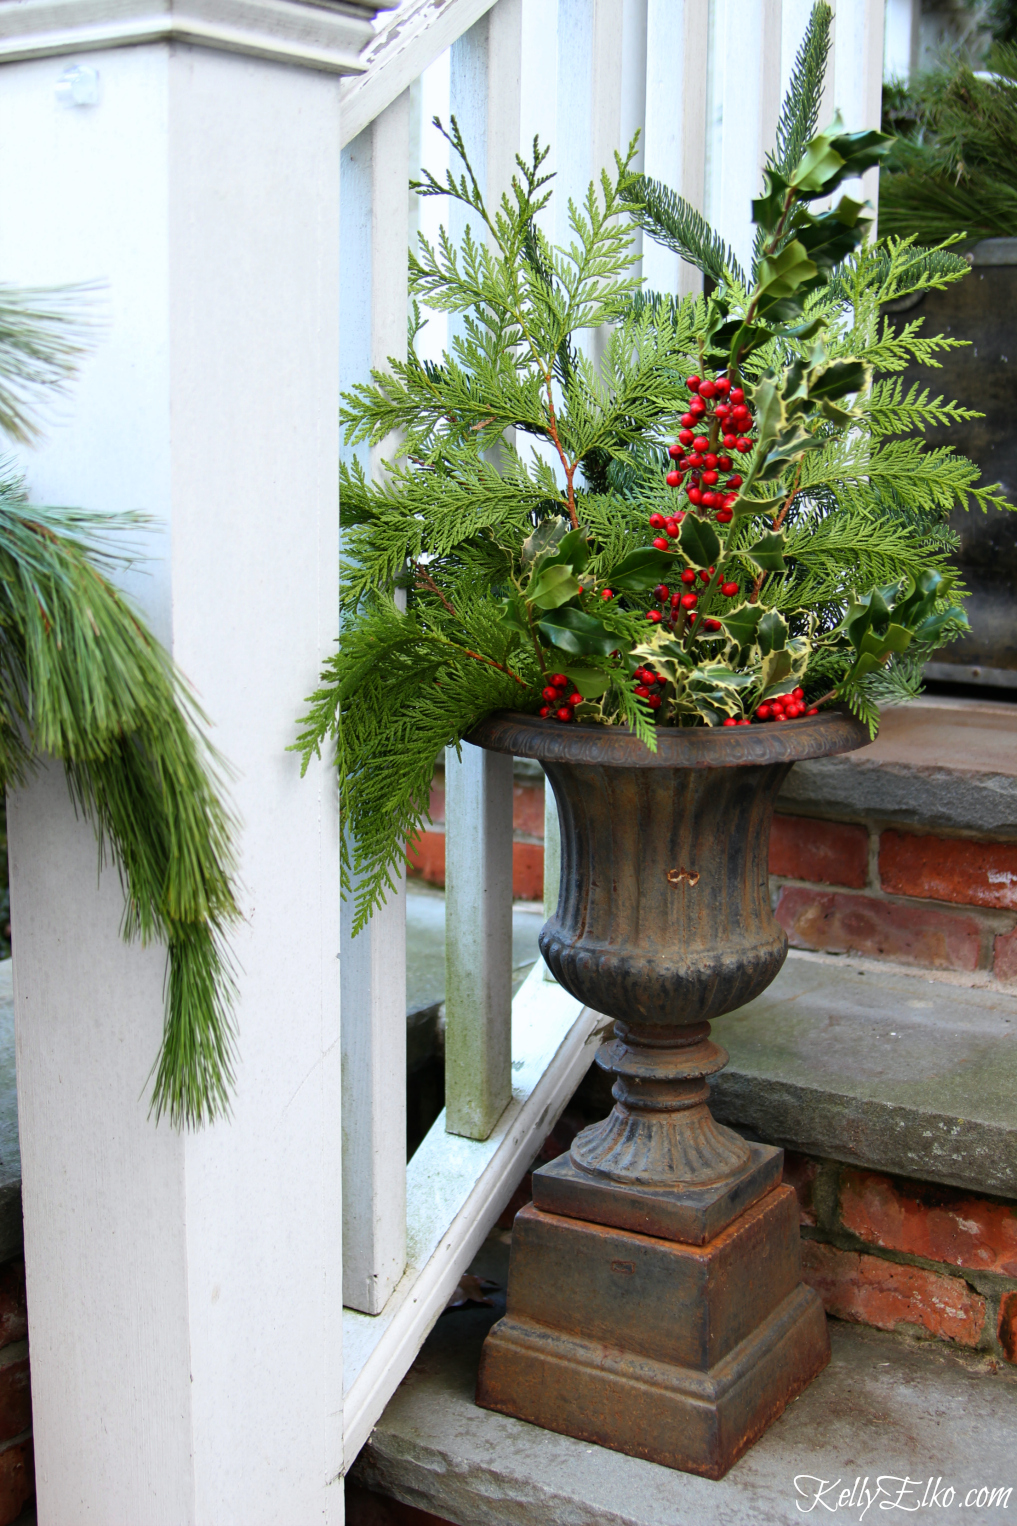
top-left (297, 2), bottom-right (1015, 935)
top-left (0, 287), bottom-right (239, 1129)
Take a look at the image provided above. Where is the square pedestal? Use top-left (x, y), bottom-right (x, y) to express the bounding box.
top-left (532, 1140), bottom-right (783, 1244)
top-left (476, 1184), bottom-right (830, 1478)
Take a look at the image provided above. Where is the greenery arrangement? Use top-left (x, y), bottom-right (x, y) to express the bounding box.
top-left (298, 1), bottom-right (1013, 935)
top-left (0, 285), bottom-right (239, 1128)
top-left (880, 43), bottom-right (1017, 245)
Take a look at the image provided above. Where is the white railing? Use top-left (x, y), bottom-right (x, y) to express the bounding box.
top-left (334, 0), bottom-right (887, 1474)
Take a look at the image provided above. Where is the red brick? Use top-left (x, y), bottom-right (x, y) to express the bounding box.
top-left (801, 1240), bottom-right (986, 1345)
top-left (769, 815), bottom-right (868, 888)
top-left (408, 833), bottom-right (544, 901)
top-left (427, 782), bottom-right (445, 826)
top-left (880, 830), bottom-right (1017, 911)
top-left (0, 1437), bottom-right (33, 1526)
top-left (781, 1151), bottom-right (819, 1226)
top-left (775, 887), bottom-right (982, 971)
top-left (0, 1267), bottom-right (26, 1353)
top-left (512, 781), bottom-right (545, 839)
top-left (839, 1170), bottom-right (1017, 1276)
top-left (999, 1290), bottom-right (1017, 1364)
top-left (407, 831), bottom-right (446, 889)
top-left (995, 929), bottom-right (1017, 983)
top-left (0, 1351), bottom-right (30, 1445)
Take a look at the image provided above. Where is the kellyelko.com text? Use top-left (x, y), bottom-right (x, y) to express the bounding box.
top-left (795, 1476), bottom-right (1013, 1516)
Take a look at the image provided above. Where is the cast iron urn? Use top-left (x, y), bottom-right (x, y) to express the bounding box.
top-left (468, 707), bottom-right (870, 1478)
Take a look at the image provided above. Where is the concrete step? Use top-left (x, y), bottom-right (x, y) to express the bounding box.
top-left (350, 1230), bottom-right (1017, 1526)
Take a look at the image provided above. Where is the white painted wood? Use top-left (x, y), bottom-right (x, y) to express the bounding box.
top-left (341, 0), bottom-right (501, 147)
top-left (339, 90), bottom-right (412, 1317)
top-left (711, 0), bottom-right (784, 280)
top-left (1, 36), bottom-right (344, 1523)
top-left (444, 744), bottom-right (514, 1138)
top-left (487, 0), bottom-right (523, 204)
top-left (342, 962), bottom-right (606, 1464)
top-left (0, 0), bottom-right (377, 72)
top-left (831, 0), bottom-right (886, 228)
top-left (519, 0), bottom-right (558, 240)
top-left (883, 0), bottom-right (919, 84)
top-left (643, 0), bottom-right (709, 299)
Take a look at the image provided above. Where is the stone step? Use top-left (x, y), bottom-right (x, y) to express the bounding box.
top-left (710, 949), bottom-right (1017, 1196)
top-left (348, 1230), bottom-right (1017, 1526)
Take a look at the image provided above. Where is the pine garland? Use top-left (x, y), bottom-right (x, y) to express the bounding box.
top-left (0, 316), bottom-right (240, 1128)
top-left (299, 2), bottom-right (1014, 935)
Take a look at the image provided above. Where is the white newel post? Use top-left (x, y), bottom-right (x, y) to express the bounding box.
top-left (0, 3), bottom-right (378, 1520)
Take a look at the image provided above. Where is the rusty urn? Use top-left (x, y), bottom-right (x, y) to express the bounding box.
top-left (469, 708), bottom-right (870, 1479)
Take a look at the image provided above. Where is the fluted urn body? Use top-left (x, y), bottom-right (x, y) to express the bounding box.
top-left (469, 709), bottom-right (870, 1210)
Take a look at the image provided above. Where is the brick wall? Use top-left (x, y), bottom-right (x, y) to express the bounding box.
top-left (785, 1152), bottom-right (1017, 1365)
top-left (771, 814), bottom-right (1017, 983)
top-left (0, 1259), bottom-right (32, 1525)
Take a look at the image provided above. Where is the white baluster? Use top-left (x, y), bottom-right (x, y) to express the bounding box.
top-left (339, 89), bottom-right (411, 1316)
top-left (444, 744), bottom-right (514, 1138)
top-left (830, 0), bottom-right (886, 227)
top-left (710, 0), bottom-right (784, 279)
top-left (643, 0), bottom-right (709, 299)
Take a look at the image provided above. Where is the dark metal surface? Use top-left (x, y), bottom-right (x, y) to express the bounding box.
top-left (476, 1189), bottom-right (831, 1479)
top-left (887, 249), bottom-right (1017, 681)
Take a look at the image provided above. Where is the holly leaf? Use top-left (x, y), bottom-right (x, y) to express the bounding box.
top-left (678, 515), bottom-right (721, 569)
top-left (608, 545), bottom-right (677, 592)
top-left (498, 597), bottom-right (531, 636)
top-left (522, 517), bottom-right (569, 566)
top-left (528, 563), bottom-right (582, 610)
top-left (760, 648), bottom-right (792, 688)
top-left (536, 526), bottom-right (590, 574)
top-left (757, 609), bottom-right (788, 656)
top-left (719, 602), bottom-right (764, 647)
top-left (564, 665), bottom-right (612, 698)
top-left (745, 531), bottom-right (787, 572)
top-left (537, 607), bottom-right (617, 657)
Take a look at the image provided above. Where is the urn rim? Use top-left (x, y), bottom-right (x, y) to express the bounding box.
top-left (466, 706), bottom-right (872, 769)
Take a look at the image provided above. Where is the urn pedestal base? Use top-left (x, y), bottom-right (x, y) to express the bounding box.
top-left (475, 1184), bottom-right (830, 1479)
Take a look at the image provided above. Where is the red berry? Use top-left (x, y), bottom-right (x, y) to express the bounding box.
top-left (681, 592), bottom-right (698, 610)
top-left (699, 568), bottom-right (711, 583)
top-left (551, 674), bottom-right (568, 687)
top-left (654, 583), bottom-right (670, 601)
top-left (718, 455), bottom-right (732, 470)
top-left (687, 488), bottom-right (702, 505)
top-left (674, 511), bottom-right (686, 523)
top-left (730, 387), bottom-right (745, 404)
top-left (735, 438), bottom-right (751, 453)
top-left (722, 493), bottom-right (738, 508)
top-left (668, 442), bottom-right (683, 459)
top-left (681, 412), bottom-right (696, 428)
top-left (539, 705), bottom-right (551, 718)
top-left (687, 453), bottom-right (704, 468)
top-left (726, 473), bottom-right (742, 488)
top-left (702, 470), bottom-right (718, 486)
top-left (649, 512), bottom-right (666, 529)
top-left (704, 453), bottom-right (718, 468)
top-left (646, 609), bottom-right (663, 623)
top-left (715, 377), bottom-right (730, 394)
top-left (666, 470), bottom-right (683, 487)
top-left (665, 520), bottom-right (680, 538)
top-left (806, 707), bottom-right (818, 716)
top-left (654, 673), bottom-right (666, 685)
top-left (542, 685), bottom-right (558, 701)
top-left (757, 705), bottom-right (771, 719)
top-left (556, 706), bottom-right (573, 722)
top-left (721, 581), bottom-right (739, 597)
top-left (678, 428), bottom-right (694, 444)
top-left (698, 380), bottom-right (716, 399)
top-left (704, 618), bottom-right (722, 631)
top-left (689, 398), bottom-right (706, 415)
top-left (716, 509), bottom-right (734, 524)
top-left (680, 568), bottom-right (696, 585)
top-left (568, 692), bottom-right (583, 707)
top-left (647, 694), bottom-right (662, 710)
top-left (686, 375), bottom-right (701, 391)
top-left (792, 687), bottom-right (804, 701)
top-left (715, 405), bottom-right (731, 421)
top-left (722, 717), bottom-right (738, 727)
top-left (693, 436), bottom-right (710, 451)
top-left (732, 404), bottom-right (751, 422)
top-left (723, 432), bottom-right (738, 449)
top-left (702, 492), bottom-right (718, 507)
top-left (738, 718), bottom-right (750, 726)
top-left (601, 588), bottom-right (614, 600)
top-left (653, 536), bottom-right (669, 550)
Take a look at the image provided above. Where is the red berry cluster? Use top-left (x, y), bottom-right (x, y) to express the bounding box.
top-left (754, 687), bottom-right (819, 723)
top-left (650, 376), bottom-right (754, 543)
top-left (632, 666), bottom-right (665, 711)
top-left (642, 567), bottom-right (738, 633)
top-left (539, 673), bottom-right (584, 723)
